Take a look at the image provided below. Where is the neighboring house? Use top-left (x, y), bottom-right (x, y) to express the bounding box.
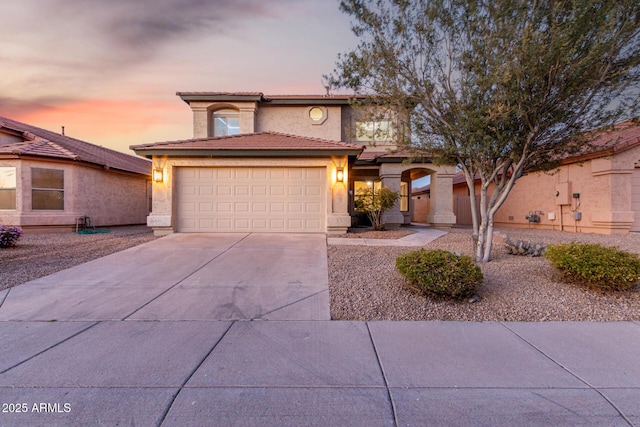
top-left (413, 120), bottom-right (640, 234)
top-left (131, 92), bottom-right (457, 235)
top-left (0, 115), bottom-right (151, 230)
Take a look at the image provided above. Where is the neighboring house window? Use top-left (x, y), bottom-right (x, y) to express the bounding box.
top-left (356, 120), bottom-right (393, 142)
top-left (0, 167), bottom-right (16, 210)
top-left (400, 182), bottom-right (409, 212)
top-left (32, 168), bottom-right (64, 210)
top-left (213, 109), bottom-right (240, 136)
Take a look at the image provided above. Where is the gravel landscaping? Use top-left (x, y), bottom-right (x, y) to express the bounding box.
top-left (329, 227), bottom-right (640, 321)
top-left (0, 225), bottom-right (157, 290)
top-left (4, 224), bottom-right (640, 321)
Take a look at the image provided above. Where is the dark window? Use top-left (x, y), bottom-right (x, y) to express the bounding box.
top-left (32, 168), bottom-right (64, 210)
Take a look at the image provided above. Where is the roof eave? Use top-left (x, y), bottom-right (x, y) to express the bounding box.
top-left (131, 149), bottom-right (363, 158)
top-left (263, 97), bottom-right (357, 106)
top-left (177, 93), bottom-right (264, 104)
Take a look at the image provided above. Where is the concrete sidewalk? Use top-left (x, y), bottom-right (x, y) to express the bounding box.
top-left (0, 320), bottom-right (638, 426)
top-left (328, 225), bottom-right (447, 247)
top-left (0, 233), bottom-right (638, 425)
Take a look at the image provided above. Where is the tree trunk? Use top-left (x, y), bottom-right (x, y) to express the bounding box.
top-left (474, 185), bottom-right (490, 262)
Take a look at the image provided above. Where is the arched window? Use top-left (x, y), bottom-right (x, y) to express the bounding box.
top-left (212, 109), bottom-right (240, 136)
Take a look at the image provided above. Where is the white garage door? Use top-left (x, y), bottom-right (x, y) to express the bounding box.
top-left (631, 167), bottom-right (640, 232)
top-left (176, 167), bottom-right (326, 232)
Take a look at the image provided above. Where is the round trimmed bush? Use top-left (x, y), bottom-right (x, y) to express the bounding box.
top-left (544, 242), bottom-right (640, 291)
top-left (396, 249), bottom-right (483, 300)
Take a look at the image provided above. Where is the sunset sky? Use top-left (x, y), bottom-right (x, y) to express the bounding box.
top-left (1, 0), bottom-right (359, 154)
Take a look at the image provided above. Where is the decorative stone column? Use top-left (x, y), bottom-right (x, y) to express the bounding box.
top-left (380, 165), bottom-right (404, 229)
top-left (427, 170), bottom-right (457, 227)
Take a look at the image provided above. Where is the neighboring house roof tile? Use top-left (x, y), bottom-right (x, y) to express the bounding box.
top-left (131, 131), bottom-right (364, 154)
top-left (0, 115), bottom-right (151, 175)
top-left (566, 120), bottom-right (640, 162)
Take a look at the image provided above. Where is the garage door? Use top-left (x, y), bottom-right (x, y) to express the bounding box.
top-left (176, 167), bottom-right (326, 232)
top-left (631, 167), bottom-right (640, 232)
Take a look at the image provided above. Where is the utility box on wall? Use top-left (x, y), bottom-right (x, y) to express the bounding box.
top-left (555, 182), bottom-right (571, 205)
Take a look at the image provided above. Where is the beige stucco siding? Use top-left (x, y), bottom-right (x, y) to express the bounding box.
top-left (0, 159), bottom-right (149, 228)
top-left (71, 166), bottom-right (149, 226)
top-left (256, 105), bottom-right (343, 141)
top-left (489, 147), bottom-right (640, 234)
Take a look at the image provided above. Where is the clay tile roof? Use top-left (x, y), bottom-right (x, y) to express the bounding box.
top-left (131, 131), bottom-right (364, 153)
top-left (357, 149), bottom-right (431, 162)
top-left (0, 115), bottom-right (151, 175)
top-left (583, 120), bottom-right (640, 155)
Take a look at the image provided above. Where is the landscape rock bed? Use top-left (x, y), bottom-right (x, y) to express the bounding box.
top-left (0, 225), bottom-right (157, 290)
top-left (329, 227), bottom-right (640, 321)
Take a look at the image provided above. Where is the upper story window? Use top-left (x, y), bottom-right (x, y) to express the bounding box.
top-left (32, 168), bottom-right (64, 211)
top-left (355, 119), bottom-right (393, 142)
top-left (213, 109), bottom-right (240, 137)
top-left (0, 167), bottom-right (16, 210)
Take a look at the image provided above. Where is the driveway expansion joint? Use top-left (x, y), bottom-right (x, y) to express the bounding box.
top-left (499, 322), bottom-right (635, 426)
top-left (366, 322), bottom-right (399, 427)
top-left (0, 321), bottom-right (100, 376)
top-left (157, 320), bottom-right (236, 426)
top-left (121, 234), bottom-right (251, 321)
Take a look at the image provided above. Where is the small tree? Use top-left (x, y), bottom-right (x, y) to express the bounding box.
top-left (330, 0), bottom-right (640, 262)
top-left (355, 186), bottom-right (400, 230)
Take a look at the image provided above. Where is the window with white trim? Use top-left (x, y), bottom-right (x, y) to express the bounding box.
top-left (32, 168), bottom-right (64, 210)
top-left (212, 109), bottom-right (240, 136)
top-left (0, 167), bottom-right (16, 210)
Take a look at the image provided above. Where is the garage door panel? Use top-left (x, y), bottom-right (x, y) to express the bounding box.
top-left (270, 202), bottom-right (285, 213)
top-left (306, 202), bottom-right (322, 213)
top-left (252, 186), bottom-right (268, 196)
top-left (270, 186), bottom-right (285, 196)
top-left (216, 169), bottom-right (232, 179)
top-left (199, 203), bottom-right (214, 212)
top-left (252, 202), bottom-right (267, 212)
top-left (217, 186), bottom-right (232, 196)
top-left (177, 167), bottom-right (326, 232)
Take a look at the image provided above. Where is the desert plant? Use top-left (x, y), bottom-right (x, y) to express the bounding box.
top-left (0, 225), bottom-right (23, 248)
top-left (503, 236), bottom-right (546, 257)
top-left (396, 249), bottom-right (483, 300)
top-left (355, 186), bottom-right (400, 230)
top-left (544, 243), bottom-right (640, 291)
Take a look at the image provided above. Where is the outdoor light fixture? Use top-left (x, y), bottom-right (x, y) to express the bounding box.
top-left (153, 168), bottom-right (164, 183)
top-left (336, 168), bottom-right (345, 183)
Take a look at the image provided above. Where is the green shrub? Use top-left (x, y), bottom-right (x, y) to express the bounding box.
top-left (0, 225), bottom-right (23, 248)
top-left (396, 249), bottom-right (483, 299)
top-left (544, 242), bottom-right (640, 291)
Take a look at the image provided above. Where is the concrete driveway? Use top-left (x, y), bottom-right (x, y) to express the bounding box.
top-left (0, 233), bottom-right (330, 321)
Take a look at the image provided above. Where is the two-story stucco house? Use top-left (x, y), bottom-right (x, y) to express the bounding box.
top-left (131, 92), bottom-right (456, 235)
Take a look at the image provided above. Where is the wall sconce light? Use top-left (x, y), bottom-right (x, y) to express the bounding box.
top-left (336, 168), bottom-right (345, 183)
top-left (153, 168), bottom-right (164, 183)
